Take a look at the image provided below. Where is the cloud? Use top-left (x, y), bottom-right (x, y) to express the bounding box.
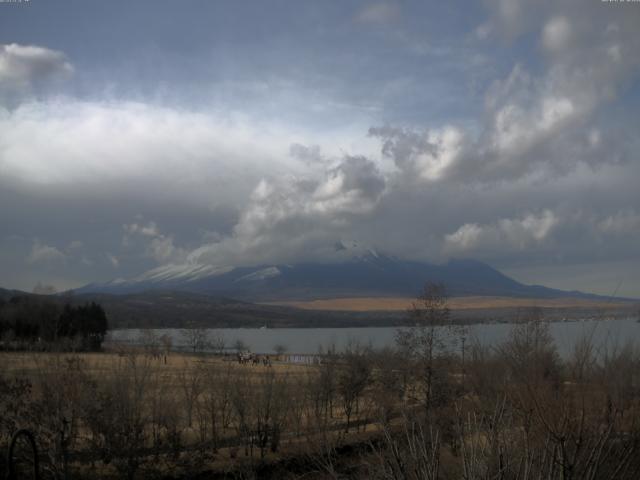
top-left (123, 221), bottom-right (187, 264)
top-left (106, 253), bottom-right (120, 268)
top-left (189, 155), bottom-right (386, 266)
top-left (369, 58), bottom-right (593, 185)
top-left (443, 223), bottom-right (483, 252)
top-left (27, 240), bottom-right (66, 265)
top-left (1, 8), bottom-right (639, 296)
top-left (68, 240), bottom-right (83, 250)
top-left (0, 100), bottom-right (307, 207)
top-left (597, 210), bottom-right (640, 236)
top-left (313, 156), bottom-right (386, 214)
top-left (0, 94), bottom-right (386, 277)
top-left (124, 221), bottom-right (160, 238)
top-left (149, 236), bottom-right (184, 263)
top-left (355, 3), bottom-right (401, 25)
top-left (0, 43), bottom-right (73, 104)
top-left (0, 43), bottom-right (73, 86)
top-left (489, 86), bottom-right (576, 159)
top-left (289, 143), bottom-right (328, 166)
top-left (368, 2), bottom-right (640, 185)
top-left (369, 125), bottom-right (464, 181)
top-left (542, 16), bottom-right (572, 53)
top-left (445, 210), bottom-right (558, 254)
top-left (463, 0), bottom-right (640, 178)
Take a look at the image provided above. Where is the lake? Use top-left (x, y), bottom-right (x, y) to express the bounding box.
top-left (108, 317), bottom-right (640, 358)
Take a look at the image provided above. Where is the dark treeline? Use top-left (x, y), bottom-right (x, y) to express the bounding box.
top-left (0, 295), bottom-right (108, 350)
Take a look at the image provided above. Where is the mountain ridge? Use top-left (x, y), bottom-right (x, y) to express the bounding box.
top-left (72, 253), bottom-right (622, 302)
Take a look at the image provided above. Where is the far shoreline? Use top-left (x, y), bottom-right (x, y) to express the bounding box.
top-left (107, 302), bottom-right (638, 330)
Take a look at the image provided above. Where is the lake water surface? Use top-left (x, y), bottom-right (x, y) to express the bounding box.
top-left (108, 317), bottom-right (640, 358)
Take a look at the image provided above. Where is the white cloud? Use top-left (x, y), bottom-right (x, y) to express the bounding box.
top-left (587, 129), bottom-right (601, 148)
top-left (445, 210), bottom-right (558, 254)
top-left (597, 210), bottom-right (640, 235)
top-left (0, 94), bottom-right (387, 273)
top-left (149, 236), bottom-right (184, 263)
top-left (0, 43), bottom-right (73, 104)
top-left (0, 100), bottom-right (303, 196)
top-left (123, 220), bottom-right (187, 264)
top-left (1, 9), bottom-right (639, 296)
top-left (289, 143), bottom-right (328, 166)
top-left (68, 240), bottom-right (83, 250)
top-left (106, 253), bottom-right (119, 268)
top-left (444, 223), bottom-right (483, 251)
top-left (472, 0), bottom-right (640, 181)
top-left (490, 94), bottom-right (575, 158)
top-left (188, 155), bottom-right (386, 266)
top-left (355, 3), bottom-right (400, 25)
top-left (501, 209), bottom-right (558, 243)
top-left (475, 23), bottom-right (492, 40)
top-left (607, 44), bottom-right (622, 63)
top-left (369, 125), bottom-right (464, 181)
top-left (0, 43), bottom-right (73, 86)
top-left (483, 0), bottom-right (550, 39)
top-left (124, 221), bottom-right (160, 237)
top-left (542, 16), bottom-right (572, 53)
top-left (483, 60), bottom-right (583, 168)
top-left (27, 240), bottom-right (66, 265)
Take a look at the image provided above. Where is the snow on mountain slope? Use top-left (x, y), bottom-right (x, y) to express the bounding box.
top-left (75, 263), bottom-right (235, 294)
top-left (73, 240), bottom-right (609, 301)
top-left (234, 267), bottom-right (282, 283)
top-left (132, 263), bottom-right (233, 284)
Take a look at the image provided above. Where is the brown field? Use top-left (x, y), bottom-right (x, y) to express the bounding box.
top-left (0, 350), bottom-right (308, 377)
top-left (264, 295), bottom-right (632, 311)
top-left (0, 349), bottom-right (356, 479)
top-left (4, 328), bottom-right (640, 480)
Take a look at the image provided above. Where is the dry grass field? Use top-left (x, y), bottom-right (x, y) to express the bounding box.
top-left (4, 314), bottom-right (640, 479)
top-left (265, 295), bottom-right (632, 311)
top-left (0, 350), bottom-right (309, 378)
top-left (0, 349), bottom-right (383, 479)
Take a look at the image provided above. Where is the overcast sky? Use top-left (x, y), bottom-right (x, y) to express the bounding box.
top-left (1, 0), bottom-right (639, 297)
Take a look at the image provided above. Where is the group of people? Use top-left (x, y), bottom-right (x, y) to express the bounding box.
top-left (236, 351), bottom-right (272, 366)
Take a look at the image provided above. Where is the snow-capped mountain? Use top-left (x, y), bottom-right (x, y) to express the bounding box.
top-left (74, 245), bottom-right (595, 301)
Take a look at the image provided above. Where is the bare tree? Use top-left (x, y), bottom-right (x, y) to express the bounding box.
top-left (159, 333), bottom-right (172, 353)
top-left (395, 282), bottom-right (455, 414)
top-left (177, 361), bottom-right (204, 429)
top-left (230, 367), bottom-right (255, 457)
top-left (233, 338), bottom-right (248, 353)
top-left (273, 343), bottom-right (288, 356)
top-left (337, 343), bottom-right (372, 432)
top-left (180, 323), bottom-right (210, 353)
top-left (82, 353), bottom-right (153, 480)
top-left (253, 370), bottom-right (291, 457)
top-left (372, 414), bottom-right (441, 480)
top-left (498, 307), bottom-right (561, 386)
top-left (138, 329), bottom-right (161, 358)
top-left (209, 331), bottom-right (226, 355)
top-left (198, 362), bottom-right (234, 451)
top-left (370, 347), bottom-right (406, 425)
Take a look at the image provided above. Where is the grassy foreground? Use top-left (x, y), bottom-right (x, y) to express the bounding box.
top-left (3, 315), bottom-right (640, 479)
